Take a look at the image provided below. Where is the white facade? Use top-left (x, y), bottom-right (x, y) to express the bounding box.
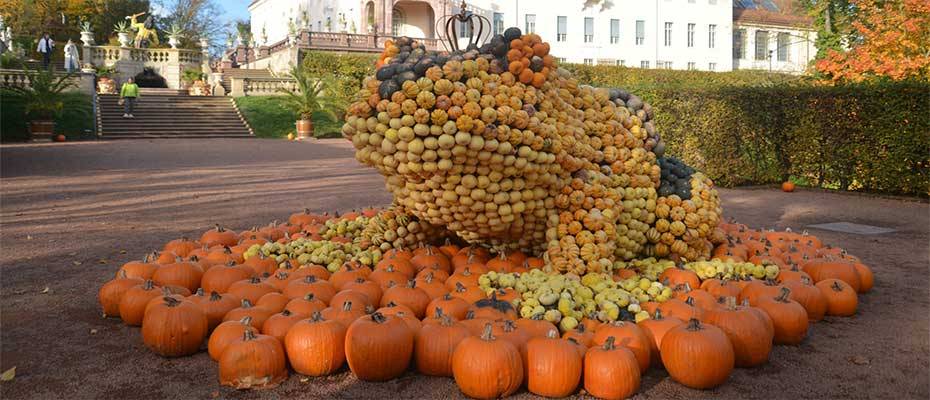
top-left (732, 22), bottom-right (816, 74)
top-left (463, 0), bottom-right (733, 71)
top-left (249, 1), bottom-right (828, 73)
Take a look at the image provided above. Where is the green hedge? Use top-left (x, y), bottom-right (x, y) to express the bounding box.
top-left (1, 92), bottom-right (94, 142)
top-left (234, 96), bottom-right (342, 139)
top-left (654, 81), bottom-right (929, 196)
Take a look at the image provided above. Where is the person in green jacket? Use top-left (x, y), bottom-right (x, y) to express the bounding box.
top-left (120, 77), bottom-right (140, 118)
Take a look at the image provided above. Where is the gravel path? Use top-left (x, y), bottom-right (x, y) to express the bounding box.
top-left (1, 139), bottom-right (927, 399)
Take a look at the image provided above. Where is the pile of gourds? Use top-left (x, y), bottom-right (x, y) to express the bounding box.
top-left (98, 208), bottom-right (873, 397)
top-left (96, 29), bottom-right (875, 399)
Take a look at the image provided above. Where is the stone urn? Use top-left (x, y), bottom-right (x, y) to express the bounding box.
top-left (168, 35), bottom-right (180, 49)
top-left (188, 80), bottom-right (209, 96)
top-left (80, 31), bottom-right (95, 46)
top-left (97, 77), bottom-right (117, 94)
top-left (117, 32), bottom-right (132, 47)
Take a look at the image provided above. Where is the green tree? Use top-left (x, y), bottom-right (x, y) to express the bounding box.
top-left (798, 0), bottom-right (856, 61)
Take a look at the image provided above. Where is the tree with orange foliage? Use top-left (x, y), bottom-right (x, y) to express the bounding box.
top-left (815, 0), bottom-right (930, 82)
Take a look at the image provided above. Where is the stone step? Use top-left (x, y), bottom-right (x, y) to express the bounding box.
top-left (97, 90), bottom-right (252, 138)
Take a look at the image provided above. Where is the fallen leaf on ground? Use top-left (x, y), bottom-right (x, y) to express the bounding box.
top-left (119, 250), bottom-right (127, 254)
top-left (26, 235), bottom-right (32, 240)
top-left (848, 356), bottom-right (870, 365)
top-left (72, 261), bottom-right (82, 266)
top-left (98, 259), bottom-right (108, 264)
top-left (40, 286), bottom-right (49, 294)
top-left (90, 329), bottom-right (98, 335)
top-left (68, 252), bottom-right (77, 256)
top-left (1, 367), bottom-right (15, 381)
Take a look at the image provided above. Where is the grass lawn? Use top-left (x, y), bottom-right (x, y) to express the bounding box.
top-left (0, 92), bottom-right (94, 142)
top-left (234, 96), bottom-right (343, 139)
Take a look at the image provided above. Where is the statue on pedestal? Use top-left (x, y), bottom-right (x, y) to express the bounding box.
top-left (128, 12), bottom-right (159, 48)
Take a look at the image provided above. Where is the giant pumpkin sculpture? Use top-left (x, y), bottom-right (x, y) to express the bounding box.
top-left (343, 25), bottom-right (723, 275)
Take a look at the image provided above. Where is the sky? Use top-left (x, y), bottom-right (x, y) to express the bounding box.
top-left (219, 0), bottom-right (252, 25)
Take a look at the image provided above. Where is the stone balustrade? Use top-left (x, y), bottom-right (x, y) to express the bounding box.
top-left (86, 45), bottom-right (208, 90)
top-left (228, 76), bottom-right (299, 97)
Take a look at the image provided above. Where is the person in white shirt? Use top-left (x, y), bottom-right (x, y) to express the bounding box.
top-left (64, 39), bottom-right (79, 72)
top-left (37, 33), bottom-right (54, 69)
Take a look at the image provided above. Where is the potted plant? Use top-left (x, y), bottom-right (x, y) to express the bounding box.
top-left (79, 20), bottom-right (95, 45)
top-left (166, 23), bottom-right (184, 49)
top-left (181, 67), bottom-right (207, 95)
top-left (1, 68), bottom-right (82, 141)
top-left (114, 21), bottom-right (132, 47)
top-left (287, 18), bottom-right (298, 46)
top-left (96, 65), bottom-right (118, 94)
top-left (277, 65), bottom-right (343, 140)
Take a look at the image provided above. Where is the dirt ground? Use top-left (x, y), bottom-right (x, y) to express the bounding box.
top-left (1, 139), bottom-right (928, 399)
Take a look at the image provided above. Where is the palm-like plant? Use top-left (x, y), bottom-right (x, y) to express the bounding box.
top-left (278, 65), bottom-right (343, 121)
top-left (1, 68), bottom-right (80, 120)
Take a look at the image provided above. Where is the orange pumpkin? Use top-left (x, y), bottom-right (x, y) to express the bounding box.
top-left (415, 315), bottom-right (471, 377)
top-left (284, 312), bottom-right (348, 376)
top-left (218, 330), bottom-right (288, 389)
top-left (816, 279), bottom-right (858, 316)
top-left (584, 336), bottom-right (641, 400)
top-left (208, 316), bottom-right (255, 361)
top-left (452, 323), bottom-right (524, 399)
top-left (345, 313), bottom-right (414, 381)
top-left (660, 319), bottom-right (735, 389)
top-left (527, 330), bottom-right (583, 398)
top-left (98, 272), bottom-right (144, 318)
top-left (637, 309), bottom-right (685, 368)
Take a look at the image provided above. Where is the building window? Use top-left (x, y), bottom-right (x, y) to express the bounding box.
top-left (733, 28), bottom-right (746, 59)
top-left (557, 16), bottom-right (567, 42)
top-left (584, 58), bottom-right (593, 65)
top-left (777, 32), bottom-right (790, 61)
top-left (688, 24), bottom-right (694, 47)
top-left (493, 13), bottom-right (504, 35)
top-left (664, 22), bottom-right (672, 46)
top-left (618, 60), bottom-right (625, 66)
top-left (755, 30), bottom-right (769, 60)
top-left (459, 20), bottom-right (472, 38)
top-left (391, 8), bottom-right (404, 36)
top-left (557, 57), bottom-right (567, 63)
top-left (641, 60), bottom-right (650, 68)
top-left (709, 62), bottom-right (716, 71)
top-left (584, 17), bottom-right (594, 43)
top-left (687, 62), bottom-right (696, 70)
top-left (525, 14), bottom-right (536, 34)
top-left (635, 20), bottom-right (645, 45)
top-left (708, 24), bottom-right (716, 48)
top-left (609, 19), bottom-right (620, 44)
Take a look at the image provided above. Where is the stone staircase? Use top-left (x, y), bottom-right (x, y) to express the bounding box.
top-left (97, 88), bottom-right (253, 138)
top-left (220, 68), bottom-right (275, 95)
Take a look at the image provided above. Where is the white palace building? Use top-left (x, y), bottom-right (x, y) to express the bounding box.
top-left (245, 0), bottom-right (816, 74)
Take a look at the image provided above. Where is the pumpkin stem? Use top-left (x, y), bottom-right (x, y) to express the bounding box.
top-left (209, 291), bottom-right (222, 301)
top-left (465, 310), bottom-right (475, 320)
top-left (685, 296), bottom-right (696, 306)
top-left (304, 275), bottom-right (318, 283)
top-left (440, 315), bottom-right (454, 327)
top-left (725, 296), bottom-right (738, 310)
top-left (407, 279), bottom-right (417, 288)
top-left (239, 316), bottom-right (253, 325)
top-left (142, 280), bottom-right (155, 290)
top-left (603, 336), bottom-right (616, 350)
top-left (222, 246), bottom-right (232, 255)
top-left (276, 271), bottom-right (289, 280)
top-left (546, 329), bottom-right (559, 339)
top-left (303, 293), bottom-right (316, 301)
top-left (242, 329), bottom-right (257, 341)
top-left (653, 309), bottom-right (664, 320)
top-left (530, 312), bottom-right (545, 321)
top-left (163, 296), bottom-right (181, 307)
top-left (189, 255), bottom-right (200, 262)
top-left (503, 320), bottom-right (517, 332)
top-left (831, 281), bottom-right (844, 291)
top-left (776, 287), bottom-right (792, 302)
top-left (455, 282), bottom-right (466, 292)
top-left (480, 323), bottom-right (495, 341)
top-left (241, 299), bottom-right (253, 308)
top-left (249, 277), bottom-right (262, 284)
top-left (310, 312), bottom-right (323, 322)
top-left (117, 270), bottom-right (128, 279)
top-left (433, 307), bottom-right (445, 318)
top-left (686, 318), bottom-right (702, 331)
top-left (370, 312), bottom-right (387, 324)
top-left (424, 271), bottom-right (434, 283)
top-left (342, 301), bottom-right (353, 311)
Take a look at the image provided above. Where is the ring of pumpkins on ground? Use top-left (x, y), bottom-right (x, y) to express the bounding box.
top-left (98, 28), bottom-right (875, 398)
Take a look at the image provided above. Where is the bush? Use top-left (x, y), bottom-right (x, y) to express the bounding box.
top-left (235, 96), bottom-right (342, 139)
top-left (1, 91), bottom-right (94, 142)
top-left (301, 51), bottom-right (377, 104)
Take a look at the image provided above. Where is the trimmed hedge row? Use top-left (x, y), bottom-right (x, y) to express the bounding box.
top-left (651, 81), bottom-right (929, 196)
top-left (234, 96), bottom-right (342, 139)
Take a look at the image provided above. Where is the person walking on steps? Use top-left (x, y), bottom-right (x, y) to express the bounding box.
top-left (37, 33), bottom-right (54, 69)
top-left (120, 77), bottom-right (140, 118)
